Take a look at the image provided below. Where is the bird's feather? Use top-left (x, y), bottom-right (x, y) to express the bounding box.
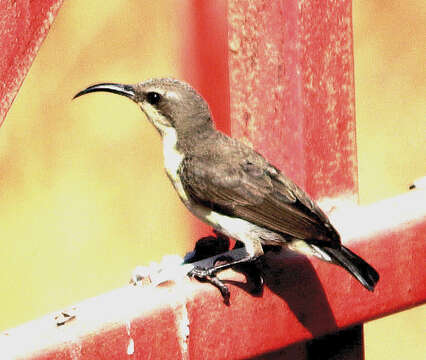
top-left (180, 133), bottom-right (340, 245)
top-left (321, 245), bottom-right (380, 291)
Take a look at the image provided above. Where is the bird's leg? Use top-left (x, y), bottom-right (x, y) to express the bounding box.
top-left (197, 273), bottom-right (231, 304)
top-left (190, 235), bottom-right (263, 276)
top-left (187, 235), bottom-right (266, 299)
top-left (234, 258), bottom-right (265, 295)
top-left (232, 242), bottom-right (282, 294)
top-left (184, 231), bottom-right (234, 302)
top-left (188, 254), bottom-right (257, 278)
top-left (190, 236), bottom-right (264, 276)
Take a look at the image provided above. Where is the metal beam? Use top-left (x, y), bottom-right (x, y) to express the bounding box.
top-left (1, 190), bottom-right (424, 359)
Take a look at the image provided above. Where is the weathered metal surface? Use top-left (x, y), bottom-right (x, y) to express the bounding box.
top-left (228, 0), bottom-right (358, 202)
top-left (1, 190), bottom-right (425, 359)
top-left (181, 0), bottom-right (230, 135)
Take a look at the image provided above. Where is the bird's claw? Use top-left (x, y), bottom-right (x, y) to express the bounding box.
top-left (210, 276), bottom-right (230, 303)
top-left (188, 266), bottom-right (230, 303)
top-left (188, 266), bottom-right (216, 279)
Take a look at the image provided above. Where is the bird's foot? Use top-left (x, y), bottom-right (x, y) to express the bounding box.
top-left (187, 252), bottom-right (236, 279)
top-left (188, 265), bottom-right (217, 279)
top-left (188, 266), bottom-right (230, 303)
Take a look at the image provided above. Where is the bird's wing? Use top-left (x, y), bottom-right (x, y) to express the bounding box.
top-left (180, 143), bottom-right (339, 244)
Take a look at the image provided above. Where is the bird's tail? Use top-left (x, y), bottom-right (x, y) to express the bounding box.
top-left (322, 245), bottom-right (379, 291)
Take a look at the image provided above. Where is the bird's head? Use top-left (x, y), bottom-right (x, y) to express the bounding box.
top-left (74, 78), bottom-right (214, 142)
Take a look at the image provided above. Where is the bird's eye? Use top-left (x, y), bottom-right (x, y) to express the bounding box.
top-left (146, 92), bottom-right (161, 105)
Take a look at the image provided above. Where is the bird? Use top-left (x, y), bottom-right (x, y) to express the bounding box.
top-left (74, 78), bottom-right (379, 297)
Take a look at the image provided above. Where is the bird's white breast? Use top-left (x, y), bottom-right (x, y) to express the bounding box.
top-left (161, 126), bottom-right (189, 203)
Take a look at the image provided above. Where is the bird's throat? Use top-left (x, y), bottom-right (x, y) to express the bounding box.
top-left (139, 102), bottom-right (171, 135)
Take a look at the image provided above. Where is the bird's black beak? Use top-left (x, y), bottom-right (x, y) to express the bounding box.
top-left (73, 83), bottom-right (135, 100)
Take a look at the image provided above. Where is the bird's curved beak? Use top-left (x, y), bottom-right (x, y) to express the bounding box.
top-left (73, 83), bottom-right (135, 100)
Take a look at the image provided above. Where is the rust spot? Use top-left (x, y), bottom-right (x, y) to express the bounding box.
top-left (243, 111), bottom-right (251, 127)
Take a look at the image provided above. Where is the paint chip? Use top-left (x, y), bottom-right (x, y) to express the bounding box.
top-left (127, 338), bottom-right (134, 355)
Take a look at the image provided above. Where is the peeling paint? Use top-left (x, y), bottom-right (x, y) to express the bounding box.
top-left (127, 338), bottom-right (135, 356)
top-left (174, 300), bottom-right (190, 360)
top-left (125, 319), bottom-right (135, 356)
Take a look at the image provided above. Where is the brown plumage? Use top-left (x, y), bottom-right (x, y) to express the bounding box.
top-left (180, 131), bottom-right (337, 245)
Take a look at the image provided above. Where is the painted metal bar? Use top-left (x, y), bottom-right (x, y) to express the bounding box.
top-left (1, 190), bottom-right (425, 359)
top-left (228, 0), bottom-right (357, 202)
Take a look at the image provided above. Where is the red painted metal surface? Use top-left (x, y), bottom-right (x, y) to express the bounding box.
top-left (1, 286), bottom-right (186, 360)
top-left (1, 191), bottom-right (425, 359)
top-left (181, 0), bottom-right (230, 242)
top-left (0, 0), bottom-right (63, 127)
top-left (182, 0), bottom-right (229, 135)
top-left (228, 0), bottom-right (357, 202)
top-left (185, 192), bottom-right (426, 359)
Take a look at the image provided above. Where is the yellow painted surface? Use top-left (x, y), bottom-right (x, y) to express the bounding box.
top-left (353, 1), bottom-right (426, 359)
top-left (354, 0), bottom-right (425, 204)
top-left (0, 1), bottom-right (424, 359)
top-left (0, 0), bottom-right (191, 330)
